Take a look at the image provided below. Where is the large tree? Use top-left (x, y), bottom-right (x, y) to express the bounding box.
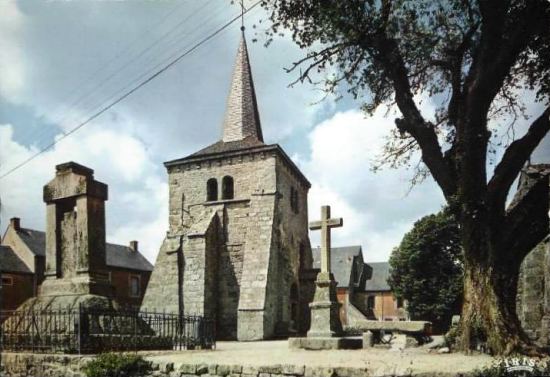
top-left (388, 210), bottom-right (462, 333)
top-left (261, 0), bottom-right (550, 354)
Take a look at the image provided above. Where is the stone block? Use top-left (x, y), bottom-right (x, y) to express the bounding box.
top-left (196, 364), bottom-right (209, 375)
top-left (362, 331), bottom-right (374, 348)
top-left (258, 365), bottom-right (282, 374)
top-left (289, 337), bottom-right (362, 350)
top-left (230, 365), bottom-right (243, 374)
top-left (351, 320), bottom-right (431, 334)
top-left (179, 364), bottom-right (197, 374)
top-left (242, 365), bottom-right (259, 375)
top-left (217, 365), bottom-right (231, 376)
top-left (281, 364), bottom-right (305, 375)
top-left (304, 366), bottom-right (336, 377)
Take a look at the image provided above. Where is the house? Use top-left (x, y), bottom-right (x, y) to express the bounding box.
top-left (312, 245), bottom-right (372, 326)
top-left (357, 261), bottom-right (408, 321)
top-left (1, 217), bottom-right (154, 311)
top-left (0, 245), bottom-right (35, 311)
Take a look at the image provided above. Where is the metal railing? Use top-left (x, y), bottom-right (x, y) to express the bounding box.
top-left (0, 306), bottom-right (215, 353)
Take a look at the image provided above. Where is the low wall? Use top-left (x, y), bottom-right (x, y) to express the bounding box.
top-left (0, 351), bottom-right (487, 377)
top-left (1, 353), bottom-right (370, 377)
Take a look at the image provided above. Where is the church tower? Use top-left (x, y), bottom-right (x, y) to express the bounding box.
top-left (142, 31), bottom-right (313, 340)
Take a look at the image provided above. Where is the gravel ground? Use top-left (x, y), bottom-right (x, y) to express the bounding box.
top-left (144, 340), bottom-right (495, 376)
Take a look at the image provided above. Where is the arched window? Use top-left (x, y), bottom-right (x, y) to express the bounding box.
top-left (207, 178), bottom-right (218, 201)
top-left (222, 176), bottom-right (234, 200)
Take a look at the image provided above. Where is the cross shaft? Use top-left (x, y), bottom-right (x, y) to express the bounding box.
top-left (309, 205), bottom-right (343, 273)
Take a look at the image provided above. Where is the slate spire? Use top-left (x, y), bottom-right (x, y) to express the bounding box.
top-left (222, 29), bottom-right (264, 143)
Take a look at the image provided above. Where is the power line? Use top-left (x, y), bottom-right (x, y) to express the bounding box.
top-left (0, 0), bottom-right (262, 181)
top-left (19, 0), bottom-right (219, 148)
top-left (26, 1), bottom-right (240, 156)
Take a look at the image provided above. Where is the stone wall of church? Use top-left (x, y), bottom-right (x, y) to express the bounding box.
top-left (267, 157), bottom-right (312, 335)
top-left (144, 151), bottom-right (283, 340)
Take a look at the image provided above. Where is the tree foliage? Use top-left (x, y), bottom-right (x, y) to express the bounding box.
top-left (388, 210), bottom-right (462, 332)
top-left (262, 0), bottom-right (550, 355)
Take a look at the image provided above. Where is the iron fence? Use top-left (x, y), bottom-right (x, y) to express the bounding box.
top-left (0, 306), bottom-right (215, 354)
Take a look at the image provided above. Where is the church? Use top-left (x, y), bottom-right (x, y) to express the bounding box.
top-left (142, 30), bottom-right (315, 341)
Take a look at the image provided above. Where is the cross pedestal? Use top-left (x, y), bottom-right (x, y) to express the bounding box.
top-left (307, 205), bottom-right (343, 338)
top-left (289, 205), bottom-right (362, 349)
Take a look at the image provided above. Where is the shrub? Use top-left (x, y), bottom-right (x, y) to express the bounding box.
top-left (83, 353), bottom-right (152, 377)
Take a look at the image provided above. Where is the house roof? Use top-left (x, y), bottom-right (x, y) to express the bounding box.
top-left (364, 262), bottom-right (391, 291)
top-left (105, 243), bottom-right (153, 272)
top-left (12, 228), bottom-right (153, 272)
top-left (312, 246), bottom-right (363, 288)
top-left (18, 228), bottom-right (46, 256)
top-left (0, 245), bottom-right (32, 274)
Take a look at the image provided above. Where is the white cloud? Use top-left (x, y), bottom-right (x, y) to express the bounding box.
top-left (0, 2), bottom-right (26, 102)
top-left (299, 108), bottom-right (446, 262)
top-left (0, 121), bottom-right (167, 262)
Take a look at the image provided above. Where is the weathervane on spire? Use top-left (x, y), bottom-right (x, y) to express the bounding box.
top-left (240, 0), bottom-right (246, 31)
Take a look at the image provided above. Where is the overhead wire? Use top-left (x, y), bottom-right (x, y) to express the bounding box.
top-left (0, 0), bottom-right (262, 180)
top-left (21, 0), bottom-right (219, 148)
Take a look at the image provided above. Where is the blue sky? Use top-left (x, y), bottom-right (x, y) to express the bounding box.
top-left (1, 0), bottom-right (548, 263)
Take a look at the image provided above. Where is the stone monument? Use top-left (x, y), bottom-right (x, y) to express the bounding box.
top-left (307, 205), bottom-right (343, 338)
top-left (17, 162), bottom-right (116, 310)
top-left (289, 205), bottom-right (361, 349)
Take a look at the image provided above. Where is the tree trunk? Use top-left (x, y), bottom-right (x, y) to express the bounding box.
top-left (459, 251), bottom-right (536, 355)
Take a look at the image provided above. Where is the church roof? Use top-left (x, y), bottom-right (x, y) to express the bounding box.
top-left (10, 228), bottom-right (153, 272)
top-left (165, 30), bottom-right (310, 188)
top-left (222, 31), bottom-right (263, 143)
top-left (0, 245), bottom-right (32, 274)
top-left (364, 262), bottom-right (391, 292)
top-left (184, 136), bottom-right (265, 159)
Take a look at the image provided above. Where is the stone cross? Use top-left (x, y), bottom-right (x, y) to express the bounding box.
top-left (309, 205), bottom-right (343, 274)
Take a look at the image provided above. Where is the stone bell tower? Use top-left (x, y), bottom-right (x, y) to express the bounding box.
top-left (142, 30), bottom-right (315, 341)
top-left (40, 161), bottom-right (114, 300)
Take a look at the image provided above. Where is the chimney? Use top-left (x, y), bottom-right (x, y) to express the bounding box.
top-left (10, 217), bottom-right (20, 231)
top-left (129, 241), bottom-right (138, 252)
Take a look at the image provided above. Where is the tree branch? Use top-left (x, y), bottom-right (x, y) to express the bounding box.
top-left (503, 169), bottom-right (549, 263)
top-left (488, 107), bottom-right (550, 212)
top-left (370, 34), bottom-right (457, 199)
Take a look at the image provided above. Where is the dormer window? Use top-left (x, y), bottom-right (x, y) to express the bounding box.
top-left (222, 176), bottom-right (234, 200)
top-left (207, 178), bottom-right (218, 201)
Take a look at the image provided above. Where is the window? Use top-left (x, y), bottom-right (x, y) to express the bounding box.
top-left (206, 178), bottom-right (218, 201)
top-left (299, 242), bottom-right (305, 271)
top-left (1, 276), bottom-right (13, 286)
top-left (396, 297), bottom-right (404, 309)
top-left (129, 275), bottom-right (141, 297)
top-left (222, 176), bottom-right (234, 200)
top-left (367, 295), bottom-right (375, 310)
top-left (290, 187), bottom-right (299, 213)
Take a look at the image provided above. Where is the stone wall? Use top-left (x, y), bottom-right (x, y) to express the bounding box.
top-left (143, 148), bottom-right (313, 340)
top-left (0, 353), bottom-right (370, 377)
top-left (271, 157), bottom-right (313, 334)
top-left (517, 238), bottom-right (549, 342)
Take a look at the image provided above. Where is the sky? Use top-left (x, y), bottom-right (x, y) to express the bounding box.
top-left (0, 0), bottom-right (548, 264)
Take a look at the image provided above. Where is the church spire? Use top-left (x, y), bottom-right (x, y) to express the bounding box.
top-left (222, 29), bottom-right (264, 143)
